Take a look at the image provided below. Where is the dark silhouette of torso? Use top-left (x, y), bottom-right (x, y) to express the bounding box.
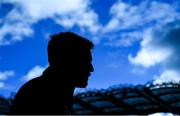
top-left (10, 68), bottom-right (74, 114)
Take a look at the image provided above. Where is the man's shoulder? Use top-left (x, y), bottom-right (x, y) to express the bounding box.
top-left (23, 77), bottom-right (42, 88)
top-left (16, 76), bottom-right (43, 95)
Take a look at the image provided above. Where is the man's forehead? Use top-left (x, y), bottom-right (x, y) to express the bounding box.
top-left (72, 50), bottom-right (92, 60)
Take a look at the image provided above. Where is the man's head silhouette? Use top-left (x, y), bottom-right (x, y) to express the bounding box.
top-left (9, 32), bottom-right (94, 115)
top-left (47, 32), bottom-right (94, 88)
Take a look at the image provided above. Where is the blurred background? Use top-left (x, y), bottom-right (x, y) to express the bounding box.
top-left (0, 0), bottom-right (180, 101)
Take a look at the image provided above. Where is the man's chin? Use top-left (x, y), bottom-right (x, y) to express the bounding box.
top-left (76, 83), bottom-right (88, 88)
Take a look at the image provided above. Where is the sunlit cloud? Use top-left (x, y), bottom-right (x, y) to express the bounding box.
top-left (1, 0), bottom-right (179, 47)
top-left (104, 31), bottom-right (142, 47)
top-left (0, 0), bottom-right (101, 45)
top-left (129, 21), bottom-right (180, 83)
top-left (100, 0), bottom-right (180, 47)
top-left (0, 70), bottom-right (14, 89)
top-left (0, 4), bottom-right (34, 45)
top-left (22, 65), bottom-right (46, 81)
top-left (128, 35), bottom-right (172, 68)
top-left (104, 1), bottom-right (179, 32)
top-left (0, 70), bottom-right (15, 80)
top-left (148, 112), bottom-right (174, 116)
top-left (153, 70), bottom-right (180, 84)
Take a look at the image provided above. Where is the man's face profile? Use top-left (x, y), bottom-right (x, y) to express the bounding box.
top-left (68, 50), bottom-right (94, 88)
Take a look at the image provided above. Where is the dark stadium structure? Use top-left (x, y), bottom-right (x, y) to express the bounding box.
top-left (0, 96), bottom-right (11, 114)
top-left (73, 82), bottom-right (180, 114)
top-left (0, 82), bottom-right (180, 115)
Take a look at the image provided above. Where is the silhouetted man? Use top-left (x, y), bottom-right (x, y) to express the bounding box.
top-left (9, 32), bottom-right (94, 114)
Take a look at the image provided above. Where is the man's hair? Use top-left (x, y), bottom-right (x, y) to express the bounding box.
top-left (48, 32), bottom-right (94, 64)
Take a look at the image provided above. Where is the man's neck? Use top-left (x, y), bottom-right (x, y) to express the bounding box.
top-left (63, 85), bottom-right (75, 114)
top-left (44, 67), bottom-right (75, 112)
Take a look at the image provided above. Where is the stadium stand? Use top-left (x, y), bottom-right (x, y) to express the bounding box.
top-left (73, 82), bottom-right (180, 114)
top-left (0, 96), bottom-right (11, 114)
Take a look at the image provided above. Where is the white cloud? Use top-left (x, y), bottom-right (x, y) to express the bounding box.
top-left (103, 1), bottom-right (137, 32)
top-left (0, 21), bottom-right (33, 45)
top-left (105, 31), bottom-right (142, 47)
top-left (153, 70), bottom-right (180, 85)
top-left (11, 0), bottom-right (93, 20)
top-left (55, 9), bottom-right (101, 33)
top-left (0, 0), bottom-right (101, 45)
top-left (128, 45), bottom-right (172, 68)
top-left (0, 70), bottom-right (14, 89)
top-left (15, 0), bottom-right (101, 33)
top-left (128, 28), bottom-right (172, 68)
top-left (101, 0), bottom-right (180, 47)
top-left (0, 71), bottom-right (15, 80)
top-left (1, 0), bottom-right (179, 47)
top-left (23, 65), bottom-right (46, 81)
top-left (104, 1), bottom-right (179, 33)
top-left (129, 20), bottom-right (180, 83)
top-left (148, 112), bottom-right (174, 116)
top-left (0, 7), bottom-right (34, 45)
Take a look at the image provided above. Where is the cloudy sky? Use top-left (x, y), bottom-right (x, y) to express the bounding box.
top-left (0, 0), bottom-right (180, 97)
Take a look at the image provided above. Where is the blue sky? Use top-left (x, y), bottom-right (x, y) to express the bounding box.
top-left (0, 0), bottom-right (180, 97)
